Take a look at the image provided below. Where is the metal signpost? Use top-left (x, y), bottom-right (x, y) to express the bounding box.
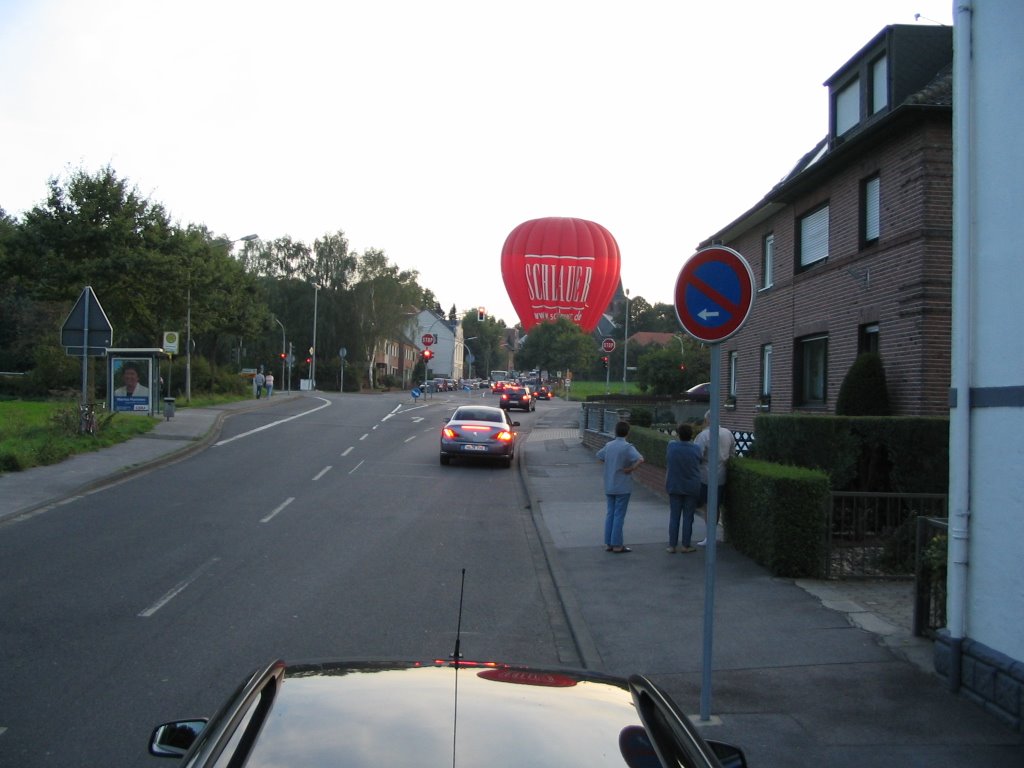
top-left (674, 245), bottom-right (755, 722)
top-left (60, 286), bottom-right (113, 412)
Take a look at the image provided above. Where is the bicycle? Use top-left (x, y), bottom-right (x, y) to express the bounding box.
top-left (79, 402), bottom-right (97, 435)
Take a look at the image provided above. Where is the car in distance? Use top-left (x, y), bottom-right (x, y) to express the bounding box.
top-left (534, 383), bottom-right (552, 400)
top-left (440, 405), bottom-right (519, 467)
top-left (683, 381), bottom-right (711, 402)
top-left (500, 384), bottom-right (535, 412)
top-left (149, 658), bottom-right (749, 767)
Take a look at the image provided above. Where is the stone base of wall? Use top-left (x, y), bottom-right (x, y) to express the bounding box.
top-left (935, 630), bottom-right (1024, 732)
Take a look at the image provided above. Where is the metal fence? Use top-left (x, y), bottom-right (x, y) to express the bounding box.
top-left (826, 492), bottom-right (948, 581)
top-left (914, 516), bottom-right (949, 638)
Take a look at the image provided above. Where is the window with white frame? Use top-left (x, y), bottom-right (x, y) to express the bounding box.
top-left (798, 205), bottom-right (829, 268)
top-left (762, 233), bottom-right (774, 289)
top-left (796, 335), bottom-right (828, 406)
top-left (728, 351), bottom-right (738, 400)
top-left (836, 78), bottom-right (860, 135)
top-left (862, 175), bottom-right (880, 245)
top-left (760, 344), bottom-right (773, 398)
top-left (870, 55), bottom-right (888, 114)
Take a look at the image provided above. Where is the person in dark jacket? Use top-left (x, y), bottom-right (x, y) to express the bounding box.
top-left (665, 423), bottom-right (702, 553)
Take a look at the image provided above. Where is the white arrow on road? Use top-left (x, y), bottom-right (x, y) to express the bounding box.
top-left (698, 308), bottom-right (721, 320)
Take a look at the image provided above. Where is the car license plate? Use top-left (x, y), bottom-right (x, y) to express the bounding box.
top-left (463, 445), bottom-right (488, 452)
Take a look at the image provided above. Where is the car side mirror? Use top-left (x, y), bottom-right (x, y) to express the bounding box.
top-left (149, 719), bottom-right (207, 758)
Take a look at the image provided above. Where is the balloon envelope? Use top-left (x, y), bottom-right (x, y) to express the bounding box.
top-left (501, 217), bottom-right (621, 333)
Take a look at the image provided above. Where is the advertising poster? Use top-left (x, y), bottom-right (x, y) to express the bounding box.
top-left (112, 358), bottom-right (152, 413)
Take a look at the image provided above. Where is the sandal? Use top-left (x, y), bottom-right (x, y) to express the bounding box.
top-left (611, 547), bottom-right (632, 553)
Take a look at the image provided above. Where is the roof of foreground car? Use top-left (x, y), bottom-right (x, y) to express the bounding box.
top-left (154, 659), bottom-right (745, 768)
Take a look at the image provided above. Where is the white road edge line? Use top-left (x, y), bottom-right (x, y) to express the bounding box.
top-left (214, 397), bottom-right (332, 446)
top-left (261, 497), bottom-right (295, 524)
top-left (349, 460), bottom-right (364, 475)
top-left (138, 557), bottom-right (221, 617)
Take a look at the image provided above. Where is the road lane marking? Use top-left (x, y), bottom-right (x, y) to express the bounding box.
top-left (312, 466), bottom-right (332, 481)
top-left (261, 497), bottom-right (294, 523)
top-left (349, 460), bottom-right (364, 475)
top-left (139, 557), bottom-right (220, 617)
top-left (341, 447), bottom-right (354, 456)
top-left (214, 397), bottom-right (331, 446)
top-left (404, 436), bottom-right (417, 443)
top-left (359, 433), bottom-right (368, 440)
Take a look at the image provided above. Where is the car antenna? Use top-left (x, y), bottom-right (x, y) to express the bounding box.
top-left (451, 567), bottom-right (466, 662)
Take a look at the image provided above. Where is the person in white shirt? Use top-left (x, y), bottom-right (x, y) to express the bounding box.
top-left (693, 410), bottom-right (735, 545)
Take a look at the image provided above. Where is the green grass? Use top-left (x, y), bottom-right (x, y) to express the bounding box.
top-left (0, 394), bottom-right (246, 474)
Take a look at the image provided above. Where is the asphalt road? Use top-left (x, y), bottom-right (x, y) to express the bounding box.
top-left (0, 392), bottom-right (563, 766)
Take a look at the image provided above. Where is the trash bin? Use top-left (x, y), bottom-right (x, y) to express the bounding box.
top-left (163, 397), bottom-right (175, 421)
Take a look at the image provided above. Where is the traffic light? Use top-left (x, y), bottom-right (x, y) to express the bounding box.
top-left (279, 352), bottom-right (286, 360)
top-left (679, 363), bottom-right (686, 372)
top-left (305, 356), bottom-right (312, 365)
top-left (601, 356), bottom-right (609, 369)
top-left (422, 349), bottom-right (434, 361)
top-left (477, 307), bottom-right (486, 322)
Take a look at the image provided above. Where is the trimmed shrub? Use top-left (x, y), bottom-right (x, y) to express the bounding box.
top-left (836, 352), bottom-right (891, 416)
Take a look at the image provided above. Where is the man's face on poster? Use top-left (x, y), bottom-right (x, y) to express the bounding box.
top-left (122, 367), bottom-right (140, 393)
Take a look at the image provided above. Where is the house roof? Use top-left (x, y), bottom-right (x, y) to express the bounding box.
top-left (700, 27), bottom-right (952, 248)
top-left (627, 331), bottom-right (678, 347)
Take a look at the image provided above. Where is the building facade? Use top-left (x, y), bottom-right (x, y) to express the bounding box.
top-left (700, 25), bottom-right (953, 433)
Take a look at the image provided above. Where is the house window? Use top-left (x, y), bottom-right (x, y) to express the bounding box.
top-left (762, 233), bottom-right (774, 289)
top-left (862, 175), bottom-right (880, 245)
top-left (870, 55), bottom-right (888, 114)
top-left (859, 323), bottom-right (880, 355)
top-left (760, 344), bottom-right (773, 398)
top-left (798, 204), bottom-right (829, 268)
top-left (836, 78), bottom-right (860, 135)
top-left (796, 334), bottom-right (828, 406)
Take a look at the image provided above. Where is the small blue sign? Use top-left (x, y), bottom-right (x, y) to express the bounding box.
top-left (411, 387), bottom-right (421, 399)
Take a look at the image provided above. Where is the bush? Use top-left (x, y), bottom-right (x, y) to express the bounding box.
top-left (836, 352), bottom-right (891, 416)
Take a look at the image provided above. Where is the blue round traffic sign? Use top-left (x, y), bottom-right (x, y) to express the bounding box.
top-left (674, 246), bottom-right (755, 344)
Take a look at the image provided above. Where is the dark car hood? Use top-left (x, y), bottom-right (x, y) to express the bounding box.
top-left (241, 661), bottom-right (646, 767)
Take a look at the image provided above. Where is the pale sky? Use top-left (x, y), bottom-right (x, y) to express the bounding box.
top-left (1, 0), bottom-right (954, 328)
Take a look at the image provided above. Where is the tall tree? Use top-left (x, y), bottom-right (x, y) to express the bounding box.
top-left (516, 318), bottom-right (595, 376)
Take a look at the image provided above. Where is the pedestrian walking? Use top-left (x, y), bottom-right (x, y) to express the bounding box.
top-left (265, 372), bottom-right (275, 397)
top-left (665, 423), bottom-right (702, 553)
top-left (694, 410), bottom-right (735, 546)
top-left (254, 371), bottom-right (265, 399)
top-left (595, 421), bottom-right (644, 553)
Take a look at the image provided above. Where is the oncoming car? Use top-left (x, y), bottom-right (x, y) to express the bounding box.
top-left (149, 658), bottom-right (749, 768)
top-left (439, 405), bottom-right (519, 467)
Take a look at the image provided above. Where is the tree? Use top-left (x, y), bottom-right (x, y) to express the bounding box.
top-left (459, 310), bottom-right (506, 378)
top-left (348, 249), bottom-right (423, 389)
top-left (836, 352), bottom-right (891, 415)
top-left (517, 318), bottom-right (595, 376)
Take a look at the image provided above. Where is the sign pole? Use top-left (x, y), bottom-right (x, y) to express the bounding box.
top-left (700, 345), bottom-right (722, 722)
top-left (79, 290), bottom-right (91, 405)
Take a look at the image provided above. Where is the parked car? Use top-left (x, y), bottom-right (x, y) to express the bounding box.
top-left (439, 405), bottom-right (519, 467)
top-left (500, 384), bottom-right (535, 411)
top-left (149, 658), bottom-right (749, 767)
top-left (684, 382), bottom-right (710, 402)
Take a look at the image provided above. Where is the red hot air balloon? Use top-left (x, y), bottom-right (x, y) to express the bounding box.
top-left (501, 217), bottom-right (621, 333)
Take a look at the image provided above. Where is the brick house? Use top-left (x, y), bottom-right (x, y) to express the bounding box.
top-left (700, 25), bottom-right (953, 432)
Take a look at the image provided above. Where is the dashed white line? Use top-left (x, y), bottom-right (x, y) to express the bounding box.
top-left (139, 557), bottom-right (220, 617)
top-left (341, 447), bottom-right (354, 456)
top-left (312, 466), bottom-right (332, 481)
top-left (261, 497), bottom-right (295, 524)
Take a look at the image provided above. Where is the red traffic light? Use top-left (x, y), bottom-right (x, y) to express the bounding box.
top-left (423, 349), bottom-right (434, 360)
top-left (305, 356), bottom-right (312, 364)
top-left (279, 352), bottom-right (287, 360)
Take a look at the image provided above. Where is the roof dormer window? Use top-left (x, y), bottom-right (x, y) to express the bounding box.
top-left (870, 54), bottom-right (888, 114)
top-left (835, 78), bottom-right (861, 136)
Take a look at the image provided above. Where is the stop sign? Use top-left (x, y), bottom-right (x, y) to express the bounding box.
top-left (421, 334), bottom-right (435, 346)
top-left (601, 337), bottom-right (616, 353)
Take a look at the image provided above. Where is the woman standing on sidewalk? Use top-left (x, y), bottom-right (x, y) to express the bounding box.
top-left (596, 421), bottom-right (644, 553)
top-left (665, 423), bottom-right (702, 553)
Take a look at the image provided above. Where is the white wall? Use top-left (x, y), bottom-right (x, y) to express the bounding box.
top-left (960, 0), bottom-right (1024, 661)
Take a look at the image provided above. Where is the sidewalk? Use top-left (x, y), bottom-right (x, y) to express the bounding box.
top-left (3, 395), bottom-right (1022, 765)
top-left (520, 418), bottom-right (1024, 768)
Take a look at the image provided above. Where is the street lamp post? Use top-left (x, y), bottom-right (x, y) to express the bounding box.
top-left (622, 288), bottom-right (630, 394)
top-left (188, 234), bottom-right (257, 402)
top-left (311, 284), bottom-right (319, 389)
